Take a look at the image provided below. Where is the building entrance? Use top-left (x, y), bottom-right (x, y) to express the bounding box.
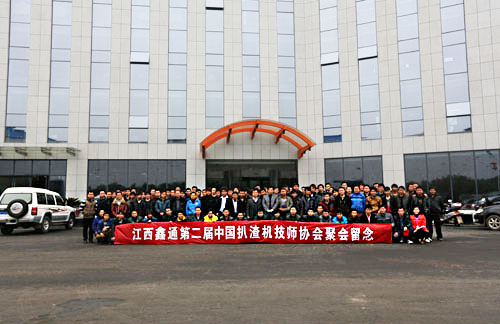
top-left (206, 160), bottom-right (298, 189)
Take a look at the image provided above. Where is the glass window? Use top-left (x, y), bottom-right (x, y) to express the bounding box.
top-left (33, 161), bottom-right (50, 175)
top-left (132, 5), bottom-right (150, 29)
top-left (242, 92), bottom-right (260, 118)
top-left (87, 160), bottom-right (108, 192)
top-left (357, 22), bottom-right (377, 48)
top-left (278, 93), bottom-right (296, 118)
top-left (343, 158), bottom-right (363, 184)
top-left (91, 63), bottom-right (111, 89)
top-left (443, 44), bottom-right (467, 74)
top-left (206, 32), bottom-right (224, 54)
top-left (242, 10), bottom-right (259, 33)
top-left (168, 65), bottom-right (187, 90)
top-left (169, 30), bottom-right (187, 53)
top-left (48, 127), bottom-right (68, 143)
top-left (321, 64), bottom-right (340, 91)
top-left (359, 85), bottom-right (379, 112)
top-left (475, 150), bottom-right (499, 197)
top-left (278, 68), bottom-right (296, 92)
top-left (402, 107), bottom-right (423, 121)
top-left (206, 92), bottom-right (224, 116)
top-left (168, 90), bottom-right (187, 116)
top-left (8, 60), bottom-right (29, 87)
top-left (399, 51), bottom-right (420, 81)
top-left (53, 1), bottom-right (72, 25)
top-left (427, 153), bottom-right (451, 199)
top-left (37, 193), bottom-right (47, 205)
top-left (52, 25), bottom-right (71, 49)
top-left (450, 151), bottom-right (476, 202)
top-left (363, 156), bottom-right (383, 186)
top-left (356, 0), bottom-right (376, 24)
top-left (90, 89), bottom-right (110, 115)
top-left (206, 66), bottom-right (224, 91)
top-left (242, 67), bottom-right (260, 92)
top-left (277, 34), bottom-right (295, 57)
top-left (242, 33), bottom-right (259, 55)
top-left (131, 29), bottom-right (150, 52)
top-left (361, 124), bottom-right (381, 140)
top-left (46, 194), bottom-right (56, 205)
top-left (322, 89), bottom-right (341, 116)
top-left (50, 61), bottom-right (71, 88)
top-left (7, 87), bottom-right (28, 113)
top-left (10, 23), bottom-right (30, 47)
top-left (11, 0), bottom-right (30, 23)
top-left (447, 115), bottom-right (471, 133)
top-left (130, 64), bottom-right (149, 90)
top-left (325, 158), bottom-right (343, 187)
top-left (397, 14), bottom-right (418, 41)
top-left (168, 129), bottom-right (187, 142)
top-left (277, 12), bottom-right (294, 34)
top-left (404, 154), bottom-right (427, 188)
top-left (128, 160), bottom-right (148, 193)
top-left (14, 160), bottom-right (32, 175)
top-left (360, 111), bottom-right (380, 125)
top-left (93, 4), bottom-right (112, 28)
top-left (396, 0), bottom-right (417, 16)
top-left (441, 4), bottom-right (464, 33)
top-left (358, 58), bottom-right (378, 86)
top-left (444, 72), bottom-right (469, 104)
top-left (402, 120), bottom-right (424, 137)
top-left (321, 29), bottom-right (338, 54)
top-left (55, 195), bottom-right (65, 206)
top-left (320, 6), bottom-right (337, 31)
top-left (206, 9), bottom-right (223, 32)
top-left (400, 79), bottom-right (422, 108)
top-left (108, 160), bottom-right (129, 191)
top-left (206, 116), bottom-right (224, 129)
top-left (170, 7), bottom-right (187, 30)
top-left (89, 128), bottom-right (109, 142)
top-left (129, 129), bottom-right (148, 143)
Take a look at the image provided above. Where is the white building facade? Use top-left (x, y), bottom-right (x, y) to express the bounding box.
top-left (1, 0), bottom-right (500, 202)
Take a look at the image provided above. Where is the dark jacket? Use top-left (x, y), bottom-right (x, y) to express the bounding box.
top-left (320, 199), bottom-right (335, 216)
top-left (428, 194), bottom-right (444, 214)
top-left (154, 199), bottom-right (171, 217)
top-left (227, 199), bottom-right (245, 218)
top-left (96, 197), bottom-right (111, 214)
top-left (170, 197), bottom-right (186, 216)
top-left (334, 195), bottom-right (351, 216)
top-left (292, 196), bottom-right (305, 216)
top-left (391, 194), bottom-right (410, 214)
top-left (81, 198), bottom-right (97, 219)
top-left (410, 194), bottom-right (429, 215)
top-left (111, 199), bottom-right (128, 218)
top-left (142, 199), bottom-right (154, 216)
top-left (246, 197), bottom-right (262, 220)
top-left (127, 199), bottom-right (142, 216)
top-left (358, 213), bottom-right (377, 224)
top-left (204, 195), bottom-right (220, 214)
top-left (301, 195), bottom-right (316, 215)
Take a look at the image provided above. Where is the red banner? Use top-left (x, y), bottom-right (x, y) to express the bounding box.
top-left (114, 221), bottom-right (392, 244)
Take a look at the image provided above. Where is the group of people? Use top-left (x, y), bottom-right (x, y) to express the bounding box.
top-left (80, 182), bottom-right (444, 245)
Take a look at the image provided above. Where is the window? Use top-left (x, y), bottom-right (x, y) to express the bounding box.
top-left (440, 1), bottom-right (471, 133)
top-left (0, 160), bottom-right (68, 197)
top-left (48, 0), bottom-right (72, 143)
top-left (277, 0), bottom-right (296, 128)
top-left (55, 195), bottom-right (65, 206)
top-left (167, 0), bottom-right (187, 143)
top-left (89, 0), bottom-right (112, 142)
top-left (325, 156), bottom-right (383, 188)
top-left (37, 193), bottom-right (47, 205)
top-left (87, 160), bottom-right (187, 193)
top-left (47, 195), bottom-right (56, 205)
top-left (356, 0), bottom-right (380, 140)
top-left (242, 0), bottom-right (261, 119)
top-left (205, 4), bottom-right (224, 129)
top-left (129, 0), bottom-right (150, 143)
top-left (396, 0), bottom-right (423, 137)
top-left (6, 0), bottom-right (31, 142)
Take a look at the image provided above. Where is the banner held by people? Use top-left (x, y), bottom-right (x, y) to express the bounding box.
top-left (114, 221), bottom-right (392, 244)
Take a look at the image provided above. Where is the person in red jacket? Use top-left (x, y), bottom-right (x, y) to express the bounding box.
top-left (409, 206), bottom-right (430, 245)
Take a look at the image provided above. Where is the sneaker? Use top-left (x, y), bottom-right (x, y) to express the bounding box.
top-left (429, 238), bottom-right (433, 242)
top-left (407, 240), bottom-right (413, 244)
top-left (425, 238), bottom-right (431, 243)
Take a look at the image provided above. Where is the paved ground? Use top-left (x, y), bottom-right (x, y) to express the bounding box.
top-left (0, 224), bottom-right (499, 324)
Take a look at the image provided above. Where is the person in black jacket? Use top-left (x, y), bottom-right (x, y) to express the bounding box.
top-left (427, 187), bottom-right (444, 241)
top-left (170, 190), bottom-right (186, 217)
top-left (410, 187), bottom-right (429, 215)
top-left (334, 187), bottom-right (351, 216)
top-left (291, 190), bottom-right (304, 216)
top-left (204, 188), bottom-right (220, 215)
top-left (246, 189), bottom-right (262, 220)
top-left (391, 186), bottom-right (409, 214)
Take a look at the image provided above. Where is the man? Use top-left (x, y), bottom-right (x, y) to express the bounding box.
top-left (382, 187), bottom-right (393, 213)
top-left (96, 191), bottom-right (108, 214)
top-left (262, 187), bottom-right (279, 219)
top-left (142, 193), bottom-right (154, 217)
top-left (427, 187), bottom-right (444, 241)
top-left (192, 207), bottom-right (204, 222)
top-left (219, 208), bottom-right (233, 221)
top-left (332, 211), bottom-right (348, 224)
top-left (128, 210), bottom-right (143, 223)
top-left (410, 187), bottom-right (429, 216)
top-left (127, 192), bottom-right (140, 217)
top-left (376, 206), bottom-right (401, 243)
top-left (112, 192), bottom-right (128, 218)
top-left (204, 210), bottom-right (218, 222)
top-left (246, 189), bottom-right (262, 221)
top-left (186, 192), bottom-right (201, 217)
top-left (256, 210), bottom-right (266, 221)
top-left (205, 188), bottom-right (220, 216)
top-left (238, 190), bottom-right (248, 216)
top-left (277, 188), bottom-right (293, 219)
top-left (81, 192), bottom-right (97, 243)
top-left (350, 186), bottom-right (365, 214)
top-left (95, 213), bottom-right (113, 244)
top-left (319, 193), bottom-right (335, 216)
top-left (170, 190), bottom-right (186, 217)
top-left (142, 213), bottom-right (158, 223)
top-left (155, 191), bottom-right (170, 221)
top-left (164, 208), bottom-right (174, 222)
top-left (334, 187), bottom-right (351, 216)
top-left (316, 205), bottom-right (328, 222)
top-left (301, 187), bottom-right (316, 217)
top-left (291, 190), bottom-right (304, 216)
top-left (218, 187), bottom-right (230, 216)
top-left (288, 206), bottom-right (300, 221)
top-left (111, 213), bottom-right (129, 242)
top-left (227, 191), bottom-right (244, 219)
top-left (366, 188), bottom-right (382, 214)
top-left (359, 206), bottom-right (376, 223)
top-left (391, 186), bottom-right (409, 214)
top-left (305, 208), bottom-right (319, 222)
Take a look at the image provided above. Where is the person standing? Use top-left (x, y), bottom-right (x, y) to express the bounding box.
top-left (81, 192), bottom-right (97, 243)
top-left (112, 192), bottom-right (129, 218)
top-left (277, 188), bottom-right (293, 219)
top-left (262, 187), bottom-right (279, 219)
top-left (427, 187), bottom-right (444, 241)
top-left (154, 191), bottom-right (170, 221)
top-left (246, 189), bottom-right (262, 221)
top-left (350, 186), bottom-right (365, 214)
top-left (334, 187), bottom-right (351, 216)
top-left (185, 192), bottom-right (201, 217)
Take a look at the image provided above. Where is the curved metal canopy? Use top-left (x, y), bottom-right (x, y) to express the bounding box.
top-left (200, 119), bottom-right (315, 159)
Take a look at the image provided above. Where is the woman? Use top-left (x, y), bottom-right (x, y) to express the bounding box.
top-left (406, 206), bottom-right (429, 245)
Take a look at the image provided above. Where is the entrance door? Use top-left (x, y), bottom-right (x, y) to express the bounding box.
top-left (206, 160), bottom-right (298, 189)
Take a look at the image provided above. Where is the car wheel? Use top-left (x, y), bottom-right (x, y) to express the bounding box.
top-left (7, 199), bottom-right (29, 219)
top-left (65, 215), bottom-right (75, 230)
top-left (486, 215), bottom-right (500, 231)
top-left (36, 216), bottom-right (51, 234)
top-left (0, 226), bottom-right (14, 235)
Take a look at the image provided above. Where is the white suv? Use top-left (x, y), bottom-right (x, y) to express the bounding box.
top-left (0, 187), bottom-right (76, 235)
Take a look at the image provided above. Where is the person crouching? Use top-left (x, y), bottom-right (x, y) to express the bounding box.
top-left (409, 206), bottom-right (430, 245)
top-left (95, 213), bottom-right (113, 244)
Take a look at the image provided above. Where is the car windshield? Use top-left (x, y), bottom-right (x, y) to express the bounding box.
top-left (0, 193), bottom-right (33, 205)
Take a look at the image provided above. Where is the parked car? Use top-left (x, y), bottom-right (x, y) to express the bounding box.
top-left (0, 187), bottom-right (76, 235)
top-left (474, 205), bottom-right (500, 231)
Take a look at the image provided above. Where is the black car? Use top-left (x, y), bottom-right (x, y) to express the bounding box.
top-left (475, 205), bottom-right (500, 231)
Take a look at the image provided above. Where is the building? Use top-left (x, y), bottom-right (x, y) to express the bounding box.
top-left (0, 0), bottom-right (499, 202)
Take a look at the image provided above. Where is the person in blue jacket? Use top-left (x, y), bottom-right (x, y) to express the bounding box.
top-left (91, 209), bottom-right (105, 238)
top-left (350, 185), bottom-right (366, 214)
top-left (332, 211), bottom-right (348, 224)
top-left (185, 192), bottom-right (201, 217)
top-left (96, 213), bottom-right (113, 244)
